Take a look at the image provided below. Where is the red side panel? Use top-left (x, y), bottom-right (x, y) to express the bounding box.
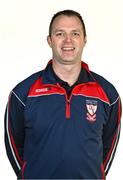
top-left (73, 82), bottom-right (110, 104)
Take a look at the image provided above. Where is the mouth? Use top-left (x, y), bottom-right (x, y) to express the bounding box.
top-left (61, 47), bottom-right (75, 51)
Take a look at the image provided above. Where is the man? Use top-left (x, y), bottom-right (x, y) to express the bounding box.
top-left (5, 9), bottom-right (121, 179)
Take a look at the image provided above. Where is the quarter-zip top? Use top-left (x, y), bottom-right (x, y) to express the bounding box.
top-left (5, 60), bottom-right (121, 179)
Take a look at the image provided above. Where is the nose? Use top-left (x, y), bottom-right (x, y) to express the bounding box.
top-left (64, 34), bottom-right (72, 43)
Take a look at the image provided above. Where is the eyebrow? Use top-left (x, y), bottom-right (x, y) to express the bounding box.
top-left (53, 29), bottom-right (81, 33)
top-left (54, 29), bottom-right (64, 33)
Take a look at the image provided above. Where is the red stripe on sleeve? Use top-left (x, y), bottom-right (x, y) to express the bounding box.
top-left (8, 95), bottom-right (23, 167)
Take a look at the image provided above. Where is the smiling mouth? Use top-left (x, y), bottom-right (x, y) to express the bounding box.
top-left (61, 47), bottom-right (75, 51)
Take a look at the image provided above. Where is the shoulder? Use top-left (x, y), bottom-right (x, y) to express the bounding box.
top-left (91, 71), bottom-right (119, 104)
top-left (12, 70), bottom-right (43, 102)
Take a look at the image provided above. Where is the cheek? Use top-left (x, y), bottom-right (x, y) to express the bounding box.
top-left (52, 44), bottom-right (61, 54)
top-left (52, 41), bottom-right (62, 50)
top-left (79, 41), bottom-right (86, 50)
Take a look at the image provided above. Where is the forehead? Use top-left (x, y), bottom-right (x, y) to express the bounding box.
top-left (52, 15), bottom-right (83, 30)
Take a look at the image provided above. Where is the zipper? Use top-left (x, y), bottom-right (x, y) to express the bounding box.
top-left (56, 83), bottom-right (72, 119)
top-left (65, 95), bottom-right (71, 119)
top-left (65, 93), bottom-right (73, 119)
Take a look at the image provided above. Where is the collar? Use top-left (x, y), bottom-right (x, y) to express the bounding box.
top-left (50, 64), bottom-right (89, 88)
top-left (42, 60), bottom-right (95, 85)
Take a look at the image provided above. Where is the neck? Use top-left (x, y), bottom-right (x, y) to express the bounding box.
top-left (52, 60), bottom-right (82, 86)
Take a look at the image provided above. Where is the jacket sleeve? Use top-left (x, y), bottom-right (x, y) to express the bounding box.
top-left (102, 96), bottom-right (122, 176)
top-left (4, 90), bottom-right (25, 176)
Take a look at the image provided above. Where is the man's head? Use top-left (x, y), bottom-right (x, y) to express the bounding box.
top-left (47, 9), bottom-right (87, 65)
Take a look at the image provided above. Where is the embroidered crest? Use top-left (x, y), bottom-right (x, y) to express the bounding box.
top-left (86, 100), bottom-right (98, 122)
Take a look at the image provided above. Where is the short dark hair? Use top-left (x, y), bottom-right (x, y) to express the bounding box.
top-left (49, 9), bottom-right (86, 37)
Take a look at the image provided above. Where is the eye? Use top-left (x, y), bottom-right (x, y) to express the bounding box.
top-left (56, 32), bottom-right (64, 37)
top-left (72, 32), bottom-right (80, 37)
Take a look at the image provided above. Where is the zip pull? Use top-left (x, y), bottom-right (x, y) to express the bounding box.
top-left (66, 98), bottom-right (71, 119)
top-left (67, 99), bottom-right (70, 103)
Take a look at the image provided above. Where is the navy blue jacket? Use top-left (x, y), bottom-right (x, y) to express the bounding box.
top-left (5, 60), bottom-right (122, 179)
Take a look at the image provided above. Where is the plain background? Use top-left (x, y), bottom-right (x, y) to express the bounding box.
top-left (0, 0), bottom-right (122, 179)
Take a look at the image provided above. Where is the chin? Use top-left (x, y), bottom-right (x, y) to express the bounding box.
top-left (61, 59), bottom-right (75, 65)
top-left (61, 57), bottom-right (74, 62)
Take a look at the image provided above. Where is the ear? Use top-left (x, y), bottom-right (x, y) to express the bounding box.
top-left (47, 35), bottom-right (52, 48)
top-left (84, 36), bottom-right (87, 46)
